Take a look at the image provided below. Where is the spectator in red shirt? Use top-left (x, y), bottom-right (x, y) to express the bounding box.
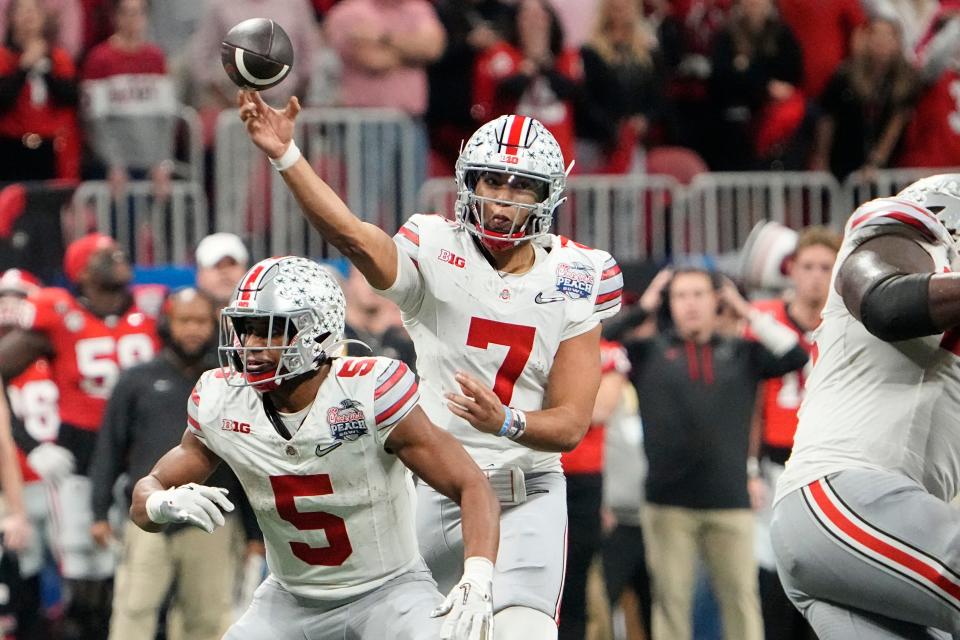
top-left (81, 0), bottom-right (176, 197)
top-left (472, 0), bottom-right (581, 164)
top-left (778, 0), bottom-right (865, 99)
top-left (559, 339), bottom-right (630, 640)
top-left (0, 0), bottom-right (78, 181)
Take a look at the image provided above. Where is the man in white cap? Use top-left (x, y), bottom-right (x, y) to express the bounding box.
top-left (195, 233), bottom-right (249, 308)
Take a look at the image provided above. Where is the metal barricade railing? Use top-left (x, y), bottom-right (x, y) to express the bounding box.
top-left (841, 168), bottom-right (960, 221)
top-left (214, 107), bottom-right (418, 260)
top-left (175, 105), bottom-right (204, 184)
top-left (418, 175), bottom-right (683, 263)
top-left (685, 172), bottom-right (843, 255)
top-left (71, 180), bottom-right (208, 265)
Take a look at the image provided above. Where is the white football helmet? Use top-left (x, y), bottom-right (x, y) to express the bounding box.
top-left (455, 115), bottom-right (570, 251)
top-left (219, 256), bottom-right (347, 389)
top-left (897, 174), bottom-right (960, 243)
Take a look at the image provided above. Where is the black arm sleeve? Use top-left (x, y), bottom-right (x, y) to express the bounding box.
top-left (0, 68), bottom-right (26, 111)
top-left (602, 305), bottom-right (651, 341)
top-left (89, 374), bottom-right (136, 522)
top-left (859, 272), bottom-right (938, 342)
top-left (751, 341), bottom-right (809, 379)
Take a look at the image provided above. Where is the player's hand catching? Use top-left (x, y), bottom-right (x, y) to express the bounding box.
top-left (27, 442), bottom-right (75, 484)
top-left (430, 557), bottom-right (494, 640)
top-left (446, 372), bottom-right (506, 436)
top-left (237, 90), bottom-right (301, 160)
top-left (145, 483), bottom-right (234, 533)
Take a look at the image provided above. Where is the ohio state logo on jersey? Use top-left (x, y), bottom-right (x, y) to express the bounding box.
top-left (326, 399), bottom-right (369, 442)
top-left (555, 262), bottom-right (595, 299)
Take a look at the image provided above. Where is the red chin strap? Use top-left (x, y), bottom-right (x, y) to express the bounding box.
top-left (244, 368), bottom-right (282, 392)
top-left (475, 221), bottom-right (525, 253)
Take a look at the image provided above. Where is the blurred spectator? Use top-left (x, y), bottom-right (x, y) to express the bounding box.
top-left (898, 10), bottom-right (960, 168)
top-left (80, 0), bottom-right (177, 197)
top-left (657, 0), bottom-right (734, 157)
top-left (194, 232), bottom-right (249, 308)
top-left (746, 227), bottom-right (840, 640)
top-left (863, 0), bottom-right (939, 56)
top-left (601, 382), bottom-right (652, 640)
top-left (576, 0), bottom-right (664, 174)
top-left (0, 0), bottom-right (79, 181)
top-left (777, 0), bottom-right (865, 99)
top-left (325, 0), bottom-right (445, 187)
top-left (709, 0), bottom-right (805, 170)
top-left (609, 267), bottom-right (807, 640)
top-left (472, 0), bottom-right (580, 164)
top-left (89, 288), bottom-right (254, 640)
top-left (427, 0), bottom-right (513, 170)
top-left (812, 16), bottom-right (920, 179)
top-left (190, 0), bottom-right (319, 144)
top-left (342, 265), bottom-right (416, 370)
top-left (548, 0), bottom-right (595, 49)
top-left (0, 0), bottom-right (81, 59)
top-left (559, 339), bottom-right (630, 640)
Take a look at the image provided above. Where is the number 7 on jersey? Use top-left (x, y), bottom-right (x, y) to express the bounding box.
top-left (466, 317), bottom-right (536, 405)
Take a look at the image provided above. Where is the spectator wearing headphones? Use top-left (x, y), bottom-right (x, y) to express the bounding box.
top-left (88, 287), bottom-right (257, 640)
top-left (605, 266), bottom-right (808, 640)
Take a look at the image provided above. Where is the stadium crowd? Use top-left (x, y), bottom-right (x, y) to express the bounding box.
top-left (0, 0), bottom-right (956, 639)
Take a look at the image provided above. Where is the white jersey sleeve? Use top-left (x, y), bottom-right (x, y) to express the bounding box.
top-left (376, 215), bottom-right (428, 315)
top-left (371, 357), bottom-right (419, 443)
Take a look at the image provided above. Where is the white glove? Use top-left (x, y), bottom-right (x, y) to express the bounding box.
top-left (431, 556), bottom-right (494, 640)
top-left (26, 443), bottom-right (75, 484)
top-left (145, 483), bottom-right (234, 533)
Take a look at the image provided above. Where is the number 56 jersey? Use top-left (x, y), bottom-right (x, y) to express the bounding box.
top-left (188, 356), bottom-right (422, 601)
top-left (379, 214), bottom-right (623, 474)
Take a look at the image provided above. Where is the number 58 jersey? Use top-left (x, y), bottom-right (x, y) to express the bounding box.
top-left (379, 214), bottom-right (623, 473)
top-left (188, 356), bottom-right (422, 601)
top-left (777, 198), bottom-right (960, 504)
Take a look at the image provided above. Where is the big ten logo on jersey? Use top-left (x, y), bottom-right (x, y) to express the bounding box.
top-left (326, 399), bottom-right (368, 442)
top-left (221, 419), bottom-right (251, 434)
top-left (555, 262), bottom-right (595, 299)
top-left (438, 248), bottom-right (466, 269)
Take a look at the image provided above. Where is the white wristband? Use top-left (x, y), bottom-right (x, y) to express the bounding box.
top-left (269, 141), bottom-right (302, 172)
top-left (462, 556), bottom-right (495, 584)
top-left (145, 490), bottom-right (171, 524)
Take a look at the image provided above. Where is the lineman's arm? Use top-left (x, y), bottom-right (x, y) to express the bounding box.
top-left (448, 325), bottom-right (602, 452)
top-left (836, 233), bottom-right (960, 341)
top-left (0, 378), bottom-right (30, 549)
top-left (0, 329), bottom-right (50, 380)
top-left (386, 406), bottom-right (499, 564)
top-left (130, 429), bottom-right (223, 532)
top-left (237, 91), bottom-right (400, 290)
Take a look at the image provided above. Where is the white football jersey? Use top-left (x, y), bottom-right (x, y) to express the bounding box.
top-left (380, 214), bottom-right (622, 473)
top-left (187, 356), bottom-right (422, 600)
top-left (776, 197), bottom-right (960, 503)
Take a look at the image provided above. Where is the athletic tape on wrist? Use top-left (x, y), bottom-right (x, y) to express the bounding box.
top-left (270, 141), bottom-right (302, 172)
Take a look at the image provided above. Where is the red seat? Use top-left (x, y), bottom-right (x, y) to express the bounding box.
top-left (645, 146), bottom-right (708, 185)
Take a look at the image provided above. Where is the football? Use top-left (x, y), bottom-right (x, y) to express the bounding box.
top-left (220, 18), bottom-right (294, 91)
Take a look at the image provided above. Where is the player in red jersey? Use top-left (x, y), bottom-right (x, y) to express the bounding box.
top-left (745, 226), bottom-right (841, 640)
top-left (0, 233), bottom-right (159, 640)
